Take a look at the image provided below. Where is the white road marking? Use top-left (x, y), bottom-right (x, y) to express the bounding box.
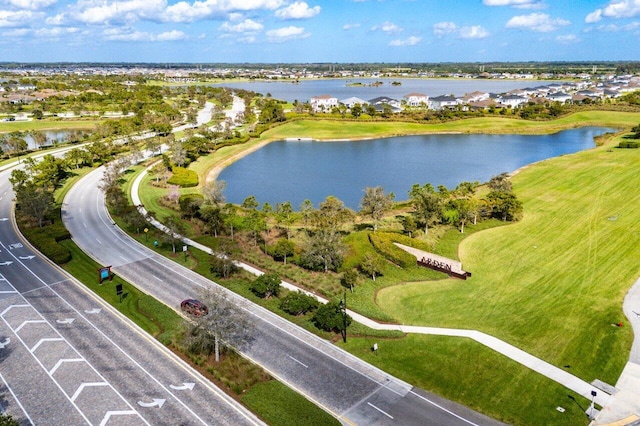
top-left (287, 355), bottom-right (309, 369)
top-left (84, 308), bottom-right (101, 314)
top-left (56, 318), bottom-right (75, 324)
top-left (0, 372), bottom-right (34, 425)
top-left (50, 358), bottom-right (84, 375)
top-left (71, 382), bottom-right (108, 402)
top-left (169, 383), bottom-right (195, 391)
top-left (99, 410), bottom-right (139, 426)
top-left (96, 238), bottom-right (102, 244)
top-left (15, 319), bottom-right (46, 333)
top-left (137, 398), bottom-right (166, 408)
top-left (409, 390), bottom-right (480, 426)
top-left (367, 402), bottom-right (393, 419)
top-left (30, 337), bottom-right (64, 354)
top-left (0, 338), bottom-right (9, 348)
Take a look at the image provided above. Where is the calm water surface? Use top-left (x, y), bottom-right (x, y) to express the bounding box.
top-left (215, 78), bottom-right (557, 103)
top-left (219, 127), bottom-right (614, 209)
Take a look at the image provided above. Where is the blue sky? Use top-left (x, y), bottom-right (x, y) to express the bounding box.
top-left (1, 0), bottom-right (639, 63)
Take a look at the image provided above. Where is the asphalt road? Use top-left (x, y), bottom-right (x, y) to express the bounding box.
top-left (0, 165), bottom-right (262, 426)
top-left (62, 166), bottom-right (504, 426)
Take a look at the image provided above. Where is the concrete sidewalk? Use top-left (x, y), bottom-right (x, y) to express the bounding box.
top-left (131, 166), bottom-right (640, 421)
top-left (592, 278), bottom-right (640, 425)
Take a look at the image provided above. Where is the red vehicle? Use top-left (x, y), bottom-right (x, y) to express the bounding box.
top-left (180, 299), bottom-right (208, 317)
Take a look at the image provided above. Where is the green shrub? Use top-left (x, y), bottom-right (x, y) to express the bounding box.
top-left (618, 140), bottom-right (640, 148)
top-left (280, 291), bottom-right (319, 316)
top-left (22, 224), bottom-right (72, 264)
top-left (167, 166), bottom-right (198, 187)
top-left (368, 232), bottom-right (423, 268)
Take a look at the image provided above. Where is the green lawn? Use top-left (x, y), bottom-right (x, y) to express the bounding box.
top-left (376, 136), bottom-right (639, 385)
top-left (341, 334), bottom-right (591, 426)
top-left (0, 119), bottom-right (99, 133)
top-left (261, 111), bottom-right (639, 140)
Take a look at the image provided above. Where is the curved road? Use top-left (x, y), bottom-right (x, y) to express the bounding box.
top-left (0, 161), bottom-right (261, 425)
top-left (62, 166), bottom-right (503, 426)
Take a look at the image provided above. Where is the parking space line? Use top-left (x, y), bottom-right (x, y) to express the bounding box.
top-left (50, 358), bottom-right (84, 375)
top-left (15, 319), bottom-right (46, 333)
top-left (0, 372), bottom-right (34, 425)
top-left (30, 337), bottom-right (64, 353)
top-left (71, 382), bottom-right (108, 402)
top-left (367, 402), bottom-right (393, 419)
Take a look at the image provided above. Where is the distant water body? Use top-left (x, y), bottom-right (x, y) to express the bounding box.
top-left (218, 127), bottom-right (614, 210)
top-left (214, 78), bottom-right (558, 102)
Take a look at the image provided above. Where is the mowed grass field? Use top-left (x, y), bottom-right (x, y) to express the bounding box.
top-left (376, 135), bottom-right (640, 385)
top-left (262, 111), bottom-right (639, 140)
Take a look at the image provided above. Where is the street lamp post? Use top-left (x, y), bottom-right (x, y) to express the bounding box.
top-left (339, 290), bottom-right (347, 343)
top-left (589, 390), bottom-right (597, 419)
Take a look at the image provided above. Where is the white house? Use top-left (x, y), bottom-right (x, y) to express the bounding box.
top-left (403, 92), bottom-right (429, 107)
top-left (497, 94), bottom-right (528, 108)
top-left (310, 94), bottom-right (338, 112)
top-left (546, 92), bottom-right (572, 104)
top-left (339, 97), bottom-right (369, 109)
top-left (428, 95), bottom-right (459, 110)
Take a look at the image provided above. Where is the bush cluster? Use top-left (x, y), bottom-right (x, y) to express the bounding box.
top-left (167, 166), bottom-right (198, 187)
top-left (618, 141), bottom-right (640, 148)
top-left (367, 232), bottom-right (419, 268)
top-left (22, 223), bottom-right (71, 264)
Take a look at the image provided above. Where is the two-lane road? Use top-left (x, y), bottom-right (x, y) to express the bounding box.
top-left (62, 166), bottom-right (503, 426)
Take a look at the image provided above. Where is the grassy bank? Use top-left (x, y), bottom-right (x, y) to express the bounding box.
top-left (376, 134), bottom-right (639, 385)
top-left (0, 119), bottom-right (98, 133)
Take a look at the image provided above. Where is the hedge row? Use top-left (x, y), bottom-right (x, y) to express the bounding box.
top-left (22, 222), bottom-right (71, 264)
top-left (618, 141), bottom-right (640, 148)
top-left (368, 232), bottom-right (423, 268)
top-left (168, 166), bottom-right (199, 187)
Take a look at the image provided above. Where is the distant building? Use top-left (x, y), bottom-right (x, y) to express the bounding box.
top-left (339, 97), bottom-right (369, 109)
top-left (403, 92), bottom-right (429, 107)
top-left (310, 94), bottom-right (338, 112)
top-left (428, 95), bottom-right (459, 110)
top-left (497, 94), bottom-right (528, 108)
top-left (368, 96), bottom-right (402, 112)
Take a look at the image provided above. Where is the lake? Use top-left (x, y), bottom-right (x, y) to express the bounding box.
top-left (214, 78), bottom-right (558, 103)
top-left (218, 127), bottom-right (614, 210)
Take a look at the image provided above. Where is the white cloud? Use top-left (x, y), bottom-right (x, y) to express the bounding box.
top-left (433, 21), bottom-right (457, 36)
top-left (274, 1), bottom-right (320, 19)
top-left (434, 22), bottom-right (489, 39)
top-left (483, 0), bottom-right (545, 9)
top-left (219, 18), bottom-right (263, 32)
top-left (556, 34), bottom-right (579, 44)
top-left (459, 25), bottom-right (490, 39)
top-left (156, 29), bottom-right (187, 40)
top-left (342, 22), bottom-right (360, 30)
top-left (165, 0), bottom-right (284, 23)
top-left (595, 21), bottom-right (640, 31)
top-left (265, 25), bottom-right (308, 42)
top-left (0, 9), bottom-right (37, 27)
top-left (1, 27), bottom-right (30, 36)
top-left (601, 0), bottom-right (640, 18)
top-left (506, 12), bottom-right (570, 32)
top-left (371, 21), bottom-right (402, 34)
top-left (389, 35), bottom-right (421, 46)
top-left (585, 9), bottom-right (603, 23)
top-left (103, 27), bottom-right (187, 41)
top-left (5, 0), bottom-right (57, 10)
top-left (71, 0), bottom-right (166, 25)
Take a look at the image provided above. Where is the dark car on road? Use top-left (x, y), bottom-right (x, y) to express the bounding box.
top-left (181, 299), bottom-right (208, 317)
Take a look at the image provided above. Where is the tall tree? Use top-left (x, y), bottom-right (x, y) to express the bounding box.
top-left (312, 196), bottom-right (354, 231)
top-left (409, 183), bottom-right (442, 235)
top-left (183, 287), bottom-right (253, 362)
top-left (360, 186), bottom-right (395, 231)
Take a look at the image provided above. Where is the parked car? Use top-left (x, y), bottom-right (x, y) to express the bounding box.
top-left (180, 299), bottom-right (208, 317)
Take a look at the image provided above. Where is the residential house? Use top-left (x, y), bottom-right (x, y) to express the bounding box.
top-left (403, 93), bottom-right (429, 107)
top-left (368, 96), bottom-right (402, 112)
top-left (428, 95), bottom-right (459, 110)
top-left (310, 94), bottom-right (338, 112)
top-left (339, 97), bottom-right (369, 109)
top-left (497, 94), bottom-right (528, 108)
top-left (546, 92), bottom-right (572, 104)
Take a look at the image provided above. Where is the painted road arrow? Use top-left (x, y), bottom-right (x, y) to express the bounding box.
top-left (0, 261), bottom-right (12, 266)
top-left (56, 318), bottom-right (75, 324)
top-left (137, 399), bottom-right (165, 408)
top-left (84, 309), bottom-right (101, 314)
top-left (0, 338), bottom-right (10, 349)
top-left (19, 255), bottom-right (35, 260)
top-left (169, 383), bottom-right (195, 391)
top-left (0, 218), bottom-right (8, 222)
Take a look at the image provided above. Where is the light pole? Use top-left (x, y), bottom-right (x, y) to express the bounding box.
top-left (588, 390), bottom-right (597, 419)
top-left (339, 290), bottom-right (347, 343)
